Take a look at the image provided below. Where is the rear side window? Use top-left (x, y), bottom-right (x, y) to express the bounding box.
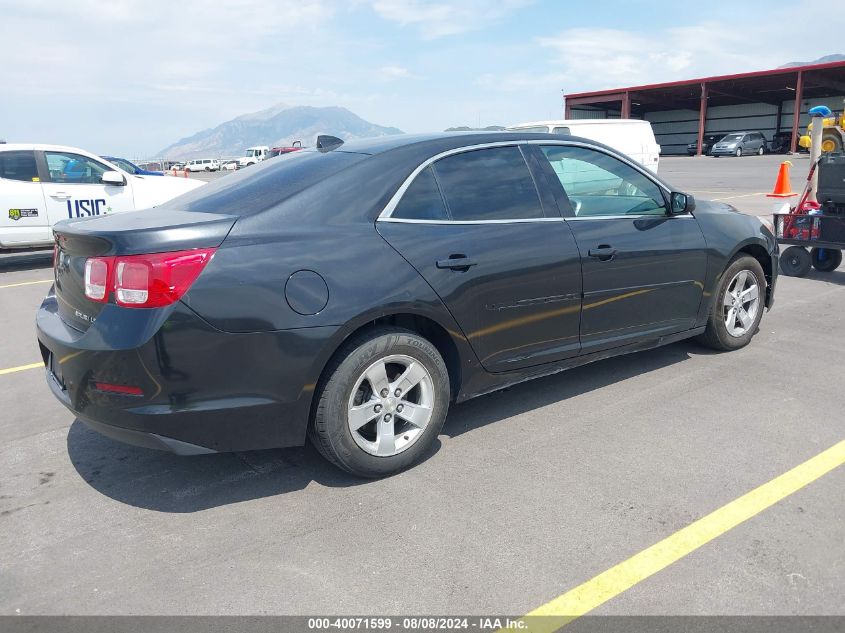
top-left (433, 146), bottom-right (545, 221)
top-left (0, 151), bottom-right (39, 182)
top-left (392, 167), bottom-right (449, 221)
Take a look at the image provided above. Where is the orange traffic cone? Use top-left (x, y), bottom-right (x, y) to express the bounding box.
top-left (767, 160), bottom-right (796, 198)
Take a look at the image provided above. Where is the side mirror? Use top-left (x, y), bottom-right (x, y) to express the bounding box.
top-left (101, 170), bottom-right (126, 186)
top-left (670, 191), bottom-right (695, 215)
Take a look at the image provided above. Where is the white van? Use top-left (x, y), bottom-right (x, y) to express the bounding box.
top-left (185, 158), bottom-right (220, 172)
top-left (506, 119), bottom-right (661, 173)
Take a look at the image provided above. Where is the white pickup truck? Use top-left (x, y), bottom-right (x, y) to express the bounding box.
top-left (0, 144), bottom-right (204, 250)
top-left (237, 146), bottom-right (270, 168)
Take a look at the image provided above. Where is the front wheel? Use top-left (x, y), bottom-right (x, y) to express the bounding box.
top-left (757, 146), bottom-right (764, 156)
top-left (696, 255), bottom-right (766, 351)
top-left (736, 147), bottom-right (743, 157)
top-left (309, 327), bottom-right (450, 478)
top-left (811, 247), bottom-right (842, 272)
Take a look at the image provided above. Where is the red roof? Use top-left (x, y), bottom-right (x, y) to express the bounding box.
top-left (565, 59), bottom-right (845, 99)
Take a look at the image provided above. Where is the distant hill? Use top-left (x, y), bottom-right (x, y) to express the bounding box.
top-left (158, 104), bottom-right (403, 159)
top-left (779, 54), bottom-right (845, 68)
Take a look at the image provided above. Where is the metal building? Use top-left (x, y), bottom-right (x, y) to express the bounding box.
top-left (563, 60), bottom-right (845, 155)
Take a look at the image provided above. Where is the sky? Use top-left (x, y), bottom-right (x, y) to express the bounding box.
top-left (2, 0), bottom-right (844, 157)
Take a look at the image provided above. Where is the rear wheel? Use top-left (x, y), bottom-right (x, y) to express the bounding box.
top-left (757, 146), bottom-right (764, 156)
top-left (780, 246), bottom-right (812, 277)
top-left (309, 327), bottom-right (450, 478)
top-left (696, 255), bottom-right (765, 351)
top-left (811, 247), bottom-right (842, 272)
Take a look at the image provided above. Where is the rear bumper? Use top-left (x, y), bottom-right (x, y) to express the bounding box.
top-left (36, 289), bottom-right (339, 453)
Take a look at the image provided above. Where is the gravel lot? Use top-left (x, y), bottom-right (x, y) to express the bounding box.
top-left (1, 153), bottom-right (842, 622)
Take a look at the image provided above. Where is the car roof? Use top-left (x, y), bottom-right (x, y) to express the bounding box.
top-left (509, 119), bottom-right (651, 128)
top-left (331, 131), bottom-right (585, 156)
top-left (0, 143), bottom-right (103, 153)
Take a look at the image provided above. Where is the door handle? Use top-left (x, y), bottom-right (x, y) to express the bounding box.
top-left (588, 245), bottom-right (617, 261)
top-left (50, 192), bottom-right (71, 200)
top-left (436, 255), bottom-right (477, 271)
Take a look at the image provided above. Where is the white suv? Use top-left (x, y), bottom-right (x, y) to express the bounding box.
top-left (185, 159), bottom-right (220, 172)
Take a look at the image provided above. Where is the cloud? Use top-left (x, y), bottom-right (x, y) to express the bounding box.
top-left (370, 0), bottom-right (532, 38)
top-left (376, 65), bottom-right (417, 81)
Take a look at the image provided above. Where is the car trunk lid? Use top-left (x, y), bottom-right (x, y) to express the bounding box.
top-left (53, 208), bottom-right (236, 332)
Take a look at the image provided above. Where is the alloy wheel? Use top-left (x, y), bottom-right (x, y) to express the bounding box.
top-left (347, 354), bottom-right (434, 457)
top-left (722, 270), bottom-right (760, 337)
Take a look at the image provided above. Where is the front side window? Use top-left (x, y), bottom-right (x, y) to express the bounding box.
top-left (45, 152), bottom-right (109, 184)
top-left (392, 167), bottom-right (449, 221)
top-left (432, 146), bottom-right (545, 221)
top-left (540, 145), bottom-right (666, 217)
top-left (0, 151), bottom-right (39, 182)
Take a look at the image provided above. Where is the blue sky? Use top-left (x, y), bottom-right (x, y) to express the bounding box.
top-left (1, 0), bottom-right (841, 157)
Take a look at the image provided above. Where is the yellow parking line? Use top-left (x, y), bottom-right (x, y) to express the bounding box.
top-left (710, 192), bottom-right (767, 201)
top-left (0, 279), bottom-right (52, 290)
top-left (0, 362), bottom-right (43, 376)
top-left (513, 439), bottom-right (845, 633)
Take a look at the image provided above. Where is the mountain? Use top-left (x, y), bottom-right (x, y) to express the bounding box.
top-left (778, 54), bottom-right (845, 68)
top-left (157, 105), bottom-right (403, 159)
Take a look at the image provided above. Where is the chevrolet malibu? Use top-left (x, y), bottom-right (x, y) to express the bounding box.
top-left (37, 132), bottom-right (778, 477)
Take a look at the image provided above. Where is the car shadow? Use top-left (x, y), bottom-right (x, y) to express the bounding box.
top-left (67, 420), bottom-right (444, 513)
top-left (68, 339), bottom-right (701, 513)
top-left (442, 340), bottom-right (699, 439)
top-left (0, 250), bottom-right (52, 272)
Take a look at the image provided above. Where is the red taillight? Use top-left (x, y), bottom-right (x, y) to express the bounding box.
top-left (93, 382), bottom-right (144, 396)
top-left (83, 248), bottom-right (215, 308)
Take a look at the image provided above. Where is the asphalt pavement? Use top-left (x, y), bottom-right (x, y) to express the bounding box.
top-left (0, 155), bottom-right (842, 622)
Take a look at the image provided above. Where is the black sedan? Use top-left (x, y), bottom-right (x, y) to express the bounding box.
top-left (37, 132), bottom-right (778, 477)
top-left (686, 135), bottom-right (722, 156)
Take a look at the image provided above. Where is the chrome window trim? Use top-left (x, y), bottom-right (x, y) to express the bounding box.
top-left (379, 217), bottom-right (568, 225)
top-left (565, 214), bottom-right (694, 221)
top-left (377, 140), bottom-right (672, 223)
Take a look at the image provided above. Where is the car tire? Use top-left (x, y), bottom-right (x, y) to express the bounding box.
top-left (736, 147), bottom-right (743, 157)
top-left (780, 246), bottom-right (812, 277)
top-left (696, 254), bottom-right (766, 351)
top-left (810, 247), bottom-right (842, 272)
top-left (757, 146), bottom-right (764, 156)
top-left (204, 167), bottom-right (211, 172)
top-left (309, 327), bottom-right (450, 478)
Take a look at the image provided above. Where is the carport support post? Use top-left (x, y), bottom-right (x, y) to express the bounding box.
top-left (790, 70), bottom-right (804, 154)
top-left (697, 82), bottom-right (708, 156)
top-left (621, 92), bottom-right (631, 119)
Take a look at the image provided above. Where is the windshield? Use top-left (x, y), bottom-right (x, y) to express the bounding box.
top-left (115, 158), bottom-right (138, 173)
top-left (721, 134), bottom-right (743, 142)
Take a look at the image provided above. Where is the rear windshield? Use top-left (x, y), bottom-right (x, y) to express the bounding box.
top-left (160, 150), bottom-right (368, 215)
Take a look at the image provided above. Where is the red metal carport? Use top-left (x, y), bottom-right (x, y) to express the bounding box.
top-left (564, 60), bottom-right (845, 155)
